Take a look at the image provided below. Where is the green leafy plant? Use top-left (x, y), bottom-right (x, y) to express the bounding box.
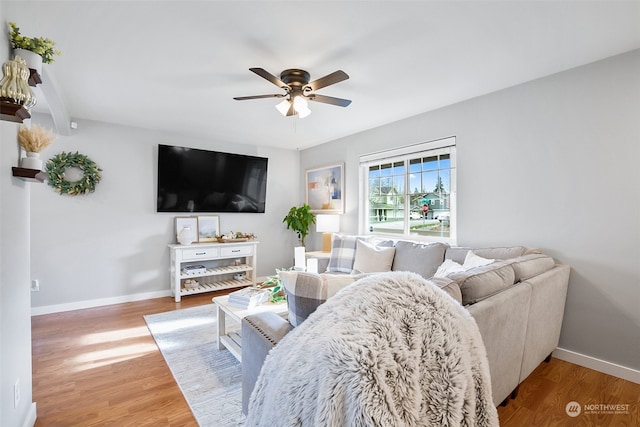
top-left (9, 22), bottom-right (61, 64)
top-left (283, 204), bottom-right (316, 246)
top-left (261, 268), bottom-right (291, 303)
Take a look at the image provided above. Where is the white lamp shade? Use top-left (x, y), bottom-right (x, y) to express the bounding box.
top-left (316, 214), bottom-right (340, 232)
top-left (293, 96), bottom-right (312, 118)
top-left (275, 99), bottom-right (290, 116)
top-left (296, 104), bottom-right (311, 118)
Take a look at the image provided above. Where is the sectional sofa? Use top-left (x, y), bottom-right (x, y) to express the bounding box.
top-left (241, 236), bottom-right (571, 414)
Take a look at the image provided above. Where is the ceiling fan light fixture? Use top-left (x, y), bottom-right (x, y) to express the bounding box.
top-left (297, 105), bottom-right (311, 118)
top-left (236, 67), bottom-right (350, 118)
top-left (293, 95), bottom-right (311, 118)
top-left (275, 99), bottom-right (291, 116)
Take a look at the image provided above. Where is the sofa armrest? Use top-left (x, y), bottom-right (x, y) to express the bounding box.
top-left (518, 264), bottom-right (570, 382)
top-left (467, 283), bottom-right (531, 406)
top-left (241, 312), bottom-right (293, 414)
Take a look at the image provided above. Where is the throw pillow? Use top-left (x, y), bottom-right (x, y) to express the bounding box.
top-left (279, 271), bottom-right (322, 327)
top-left (278, 270), bottom-right (357, 327)
top-left (433, 259), bottom-right (467, 278)
top-left (326, 234), bottom-right (370, 273)
top-left (390, 241), bottom-right (449, 278)
top-left (463, 251), bottom-right (494, 269)
top-left (351, 240), bottom-right (396, 274)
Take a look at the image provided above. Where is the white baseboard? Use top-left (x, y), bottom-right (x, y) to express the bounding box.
top-left (32, 280), bottom-right (271, 316)
top-left (31, 290), bottom-right (173, 316)
top-left (23, 402), bottom-right (37, 427)
top-left (553, 347), bottom-right (640, 384)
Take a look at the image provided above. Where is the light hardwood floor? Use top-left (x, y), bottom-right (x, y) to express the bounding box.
top-left (32, 293), bottom-right (639, 426)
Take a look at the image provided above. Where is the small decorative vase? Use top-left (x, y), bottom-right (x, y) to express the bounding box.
top-left (177, 226), bottom-right (196, 245)
top-left (21, 152), bottom-right (43, 170)
top-left (14, 49), bottom-right (42, 75)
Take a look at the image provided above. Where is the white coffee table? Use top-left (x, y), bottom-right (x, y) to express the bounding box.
top-left (212, 295), bottom-right (288, 362)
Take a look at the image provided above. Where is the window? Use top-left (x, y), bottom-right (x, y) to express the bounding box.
top-left (359, 137), bottom-right (456, 243)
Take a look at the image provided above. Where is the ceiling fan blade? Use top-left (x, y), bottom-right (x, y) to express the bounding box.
top-left (233, 94), bottom-right (285, 101)
top-left (249, 67), bottom-right (289, 89)
top-left (308, 94), bottom-right (352, 107)
top-left (306, 70), bottom-right (349, 92)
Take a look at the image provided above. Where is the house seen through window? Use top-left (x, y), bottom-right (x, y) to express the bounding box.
top-left (360, 137), bottom-right (456, 243)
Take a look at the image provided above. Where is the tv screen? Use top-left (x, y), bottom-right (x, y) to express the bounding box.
top-left (157, 144), bottom-right (268, 213)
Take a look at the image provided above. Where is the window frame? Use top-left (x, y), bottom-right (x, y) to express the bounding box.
top-left (359, 136), bottom-right (457, 244)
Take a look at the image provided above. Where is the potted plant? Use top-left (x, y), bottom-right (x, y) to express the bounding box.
top-left (283, 203), bottom-right (316, 246)
top-left (8, 22), bottom-right (61, 74)
top-left (17, 124), bottom-right (56, 170)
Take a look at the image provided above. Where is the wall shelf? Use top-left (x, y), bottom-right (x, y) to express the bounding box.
top-left (28, 69), bottom-right (42, 86)
top-left (12, 167), bottom-right (46, 182)
top-left (0, 100), bottom-right (31, 123)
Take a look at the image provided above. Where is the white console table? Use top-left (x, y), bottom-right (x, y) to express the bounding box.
top-left (169, 241), bottom-right (259, 302)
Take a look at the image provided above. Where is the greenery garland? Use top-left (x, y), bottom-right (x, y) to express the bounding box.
top-left (46, 151), bottom-right (102, 195)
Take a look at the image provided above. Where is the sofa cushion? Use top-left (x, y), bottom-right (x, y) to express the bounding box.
top-left (390, 241), bottom-right (449, 279)
top-left (445, 246), bottom-right (528, 264)
top-left (352, 240), bottom-right (396, 274)
top-left (448, 261), bottom-right (516, 305)
top-left (326, 234), bottom-right (370, 273)
top-left (279, 271), bottom-right (357, 327)
top-left (428, 277), bottom-right (463, 304)
top-left (506, 253), bottom-right (556, 282)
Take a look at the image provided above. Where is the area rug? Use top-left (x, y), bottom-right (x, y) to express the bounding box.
top-left (144, 304), bottom-right (246, 426)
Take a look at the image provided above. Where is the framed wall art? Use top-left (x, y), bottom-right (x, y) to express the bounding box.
top-left (197, 215), bottom-right (220, 242)
top-left (305, 163), bottom-right (344, 214)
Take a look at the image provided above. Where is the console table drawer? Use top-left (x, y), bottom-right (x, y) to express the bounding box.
top-left (182, 247), bottom-right (220, 261)
top-left (220, 245), bottom-right (252, 257)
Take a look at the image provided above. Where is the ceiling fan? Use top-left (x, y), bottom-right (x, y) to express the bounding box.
top-left (233, 68), bottom-right (351, 118)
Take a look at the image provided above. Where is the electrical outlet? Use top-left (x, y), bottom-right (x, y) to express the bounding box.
top-left (14, 379), bottom-right (20, 408)
top-left (31, 279), bottom-right (39, 292)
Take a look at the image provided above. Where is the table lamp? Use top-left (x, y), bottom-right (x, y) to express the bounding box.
top-left (316, 214), bottom-right (340, 252)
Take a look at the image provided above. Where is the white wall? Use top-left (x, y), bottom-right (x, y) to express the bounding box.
top-left (0, 6), bottom-right (37, 424)
top-left (29, 118), bottom-right (301, 312)
top-left (0, 124), bottom-right (36, 427)
top-left (301, 50), bottom-right (640, 372)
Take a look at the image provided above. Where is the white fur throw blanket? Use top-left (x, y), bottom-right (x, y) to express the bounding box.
top-left (247, 271), bottom-right (498, 427)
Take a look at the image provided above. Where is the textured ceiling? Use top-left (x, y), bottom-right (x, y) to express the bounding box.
top-left (5, 1), bottom-right (640, 150)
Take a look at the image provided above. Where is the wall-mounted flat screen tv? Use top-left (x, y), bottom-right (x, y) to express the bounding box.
top-left (157, 144), bottom-right (268, 213)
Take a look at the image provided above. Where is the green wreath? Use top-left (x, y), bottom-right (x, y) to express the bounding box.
top-left (46, 151), bottom-right (102, 195)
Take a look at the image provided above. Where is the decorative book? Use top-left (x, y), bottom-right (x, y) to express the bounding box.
top-left (227, 287), bottom-right (270, 308)
top-left (182, 265), bottom-right (207, 275)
